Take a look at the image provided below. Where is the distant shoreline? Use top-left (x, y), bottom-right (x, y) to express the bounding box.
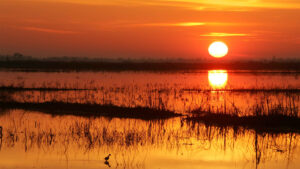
top-left (1, 60), bottom-right (300, 72)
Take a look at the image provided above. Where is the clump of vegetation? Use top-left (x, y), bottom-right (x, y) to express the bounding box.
top-left (186, 102), bottom-right (300, 133)
top-left (0, 101), bottom-right (181, 120)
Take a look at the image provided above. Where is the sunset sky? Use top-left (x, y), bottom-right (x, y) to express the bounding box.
top-left (1, 0), bottom-right (300, 60)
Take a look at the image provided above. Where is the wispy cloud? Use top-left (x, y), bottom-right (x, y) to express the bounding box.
top-left (28, 0), bottom-right (120, 6)
top-left (141, 22), bottom-right (206, 27)
top-left (161, 0), bottom-right (300, 10)
top-left (131, 22), bottom-right (240, 27)
top-left (29, 0), bottom-right (300, 9)
top-left (200, 32), bottom-right (250, 37)
top-left (22, 26), bottom-right (79, 34)
top-left (21, 0), bottom-right (300, 13)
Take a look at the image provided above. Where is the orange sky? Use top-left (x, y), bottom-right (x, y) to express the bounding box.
top-left (0, 0), bottom-right (300, 59)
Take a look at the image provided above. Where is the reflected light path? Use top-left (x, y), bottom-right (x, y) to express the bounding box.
top-left (208, 70), bottom-right (228, 89)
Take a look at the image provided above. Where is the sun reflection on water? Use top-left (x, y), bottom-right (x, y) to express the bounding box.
top-left (208, 70), bottom-right (228, 89)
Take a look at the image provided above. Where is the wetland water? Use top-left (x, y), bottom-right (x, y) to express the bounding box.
top-left (0, 70), bottom-right (299, 169)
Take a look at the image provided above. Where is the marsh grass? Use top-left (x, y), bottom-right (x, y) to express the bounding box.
top-left (0, 78), bottom-right (299, 131)
top-left (0, 70), bottom-right (299, 169)
top-left (0, 86), bottom-right (93, 91)
top-left (181, 88), bottom-right (300, 93)
top-left (1, 85), bottom-right (299, 114)
top-left (0, 113), bottom-right (298, 169)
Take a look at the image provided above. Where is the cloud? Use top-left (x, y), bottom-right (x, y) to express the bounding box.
top-left (161, 0), bottom-right (300, 10)
top-left (22, 0), bottom-right (300, 11)
top-left (28, 0), bottom-right (119, 6)
top-left (200, 32), bottom-right (250, 37)
top-left (130, 22), bottom-right (239, 27)
top-left (22, 26), bottom-right (79, 34)
top-left (141, 22), bottom-right (206, 27)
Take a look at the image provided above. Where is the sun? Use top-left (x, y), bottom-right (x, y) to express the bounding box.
top-left (208, 41), bottom-right (228, 58)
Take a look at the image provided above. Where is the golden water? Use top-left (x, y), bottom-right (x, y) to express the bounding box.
top-left (0, 70), bottom-right (299, 169)
top-left (0, 110), bottom-right (299, 169)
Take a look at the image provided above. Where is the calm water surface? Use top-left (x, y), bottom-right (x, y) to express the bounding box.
top-left (0, 70), bottom-right (299, 169)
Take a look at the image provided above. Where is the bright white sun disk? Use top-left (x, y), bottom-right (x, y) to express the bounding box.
top-left (208, 41), bottom-right (228, 58)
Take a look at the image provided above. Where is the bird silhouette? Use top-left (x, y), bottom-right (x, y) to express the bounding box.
top-left (104, 154), bottom-right (111, 161)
